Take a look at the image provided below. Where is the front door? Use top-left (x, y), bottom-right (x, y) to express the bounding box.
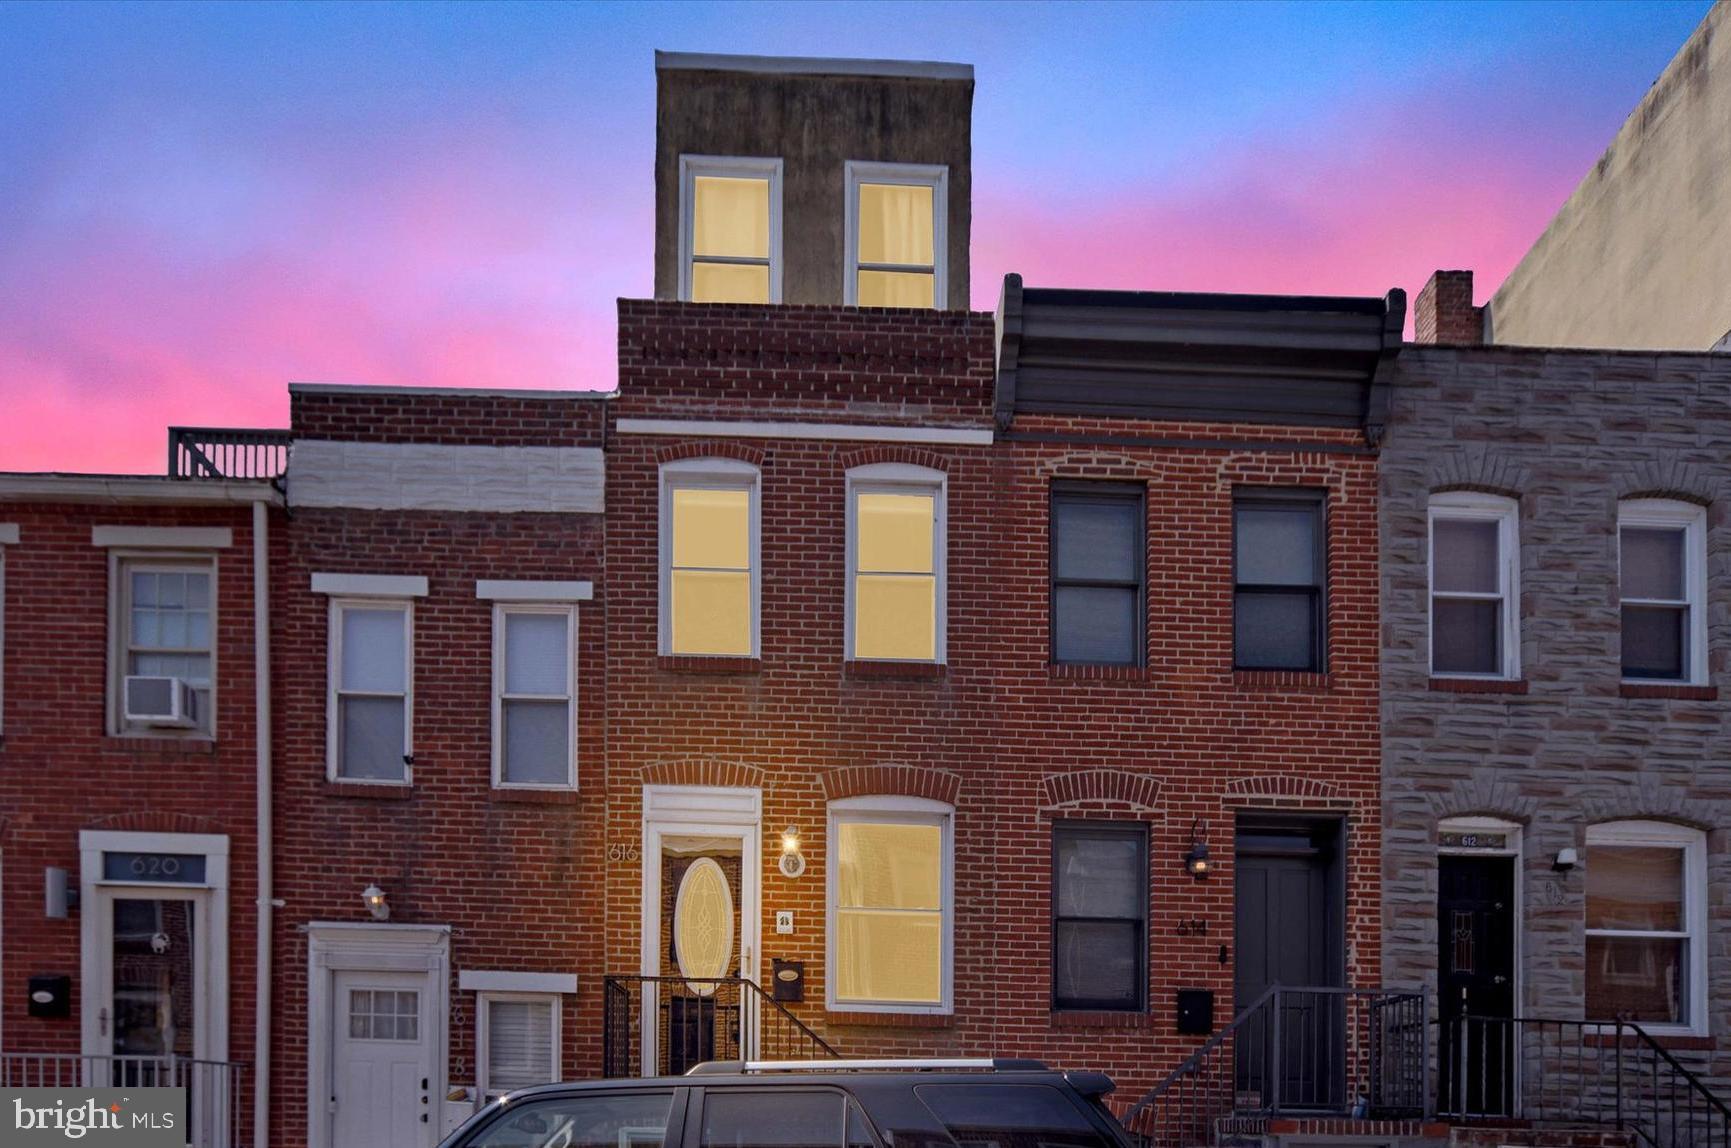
top-left (330, 969), bottom-right (434, 1148)
top-left (657, 840), bottom-right (745, 1075)
top-left (1234, 818), bottom-right (1345, 1110)
top-left (1437, 854), bottom-right (1516, 1116)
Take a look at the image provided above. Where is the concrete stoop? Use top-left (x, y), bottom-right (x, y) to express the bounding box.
top-left (1445, 1126), bottom-right (1637, 1148)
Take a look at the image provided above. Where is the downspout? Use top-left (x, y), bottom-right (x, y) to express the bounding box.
top-left (252, 499), bottom-right (272, 1148)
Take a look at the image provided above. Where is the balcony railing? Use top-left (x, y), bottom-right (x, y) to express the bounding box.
top-left (167, 426), bottom-right (292, 480)
top-left (1, 1052), bottom-right (247, 1148)
top-left (602, 975), bottom-right (838, 1078)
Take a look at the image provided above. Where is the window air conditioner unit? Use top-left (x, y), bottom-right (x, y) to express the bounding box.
top-left (123, 676), bottom-right (198, 728)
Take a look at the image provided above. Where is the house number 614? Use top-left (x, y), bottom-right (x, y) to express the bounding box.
top-left (607, 843), bottom-right (641, 863)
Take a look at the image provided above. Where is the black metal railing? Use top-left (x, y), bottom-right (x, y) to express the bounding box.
top-left (1120, 987), bottom-right (1429, 1147)
top-left (601, 975), bottom-right (838, 1078)
top-left (1445, 1015), bottom-right (1731, 1148)
top-left (1, 1053), bottom-right (247, 1148)
top-left (167, 427), bottom-right (292, 480)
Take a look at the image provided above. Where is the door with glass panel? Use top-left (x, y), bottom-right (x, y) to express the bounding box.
top-left (330, 970), bottom-right (434, 1148)
top-left (648, 833), bottom-right (751, 1076)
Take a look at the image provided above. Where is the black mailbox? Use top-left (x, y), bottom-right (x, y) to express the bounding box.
top-left (29, 975), bottom-right (71, 1018)
top-left (1175, 988), bottom-right (1213, 1035)
top-left (771, 959), bottom-right (805, 1003)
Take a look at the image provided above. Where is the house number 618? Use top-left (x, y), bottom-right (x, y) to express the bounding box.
top-left (607, 843), bottom-right (641, 863)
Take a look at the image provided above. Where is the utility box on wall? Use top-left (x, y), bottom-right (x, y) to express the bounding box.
top-left (28, 975), bottom-right (71, 1018)
top-left (1175, 988), bottom-right (1214, 1035)
top-left (771, 959), bottom-right (804, 1003)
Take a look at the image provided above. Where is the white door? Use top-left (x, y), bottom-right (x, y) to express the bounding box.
top-left (330, 969), bottom-right (433, 1148)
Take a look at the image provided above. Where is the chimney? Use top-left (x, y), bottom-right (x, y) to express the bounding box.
top-left (1413, 270), bottom-right (1484, 345)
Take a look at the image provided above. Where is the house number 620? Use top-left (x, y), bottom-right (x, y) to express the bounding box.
top-left (607, 843), bottom-right (641, 863)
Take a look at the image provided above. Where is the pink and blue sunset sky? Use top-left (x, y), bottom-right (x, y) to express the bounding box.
top-left (0, 0), bottom-right (1713, 474)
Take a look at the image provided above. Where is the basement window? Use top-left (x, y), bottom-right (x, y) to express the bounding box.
top-left (679, 155), bottom-right (782, 304)
top-left (845, 161), bottom-right (947, 309)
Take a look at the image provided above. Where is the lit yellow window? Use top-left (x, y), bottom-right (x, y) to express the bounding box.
top-left (853, 490), bottom-right (937, 661)
top-left (834, 819), bottom-right (944, 1006)
top-left (690, 174), bottom-right (772, 304)
top-left (669, 485), bottom-right (752, 655)
top-left (855, 180), bottom-right (936, 308)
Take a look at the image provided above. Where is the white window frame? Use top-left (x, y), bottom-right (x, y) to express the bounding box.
top-left (1617, 499), bottom-right (1708, 686)
top-left (844, 161), bottom-right (949, 309)
top-left (658, 458), bottom-right (762, 659)
top-left (474, 990), bottom-right (561, 1099)
top-left (845, 463), bottom-right (947, 664)
top-left (490, 602), bottom-right (578, 790)
top-left (108, 551), bottom-right (219, 738)
top-left (1427, 491), bottom-right (1520, 680)
top-left (1584, 819), bottom-right (1708, 1036)
top-left (326, 597), bottom-right (414, 784)
top-left (678, 155), bottom-right (784, 304)
top-left (825, 795), bottom-right (954, 1015)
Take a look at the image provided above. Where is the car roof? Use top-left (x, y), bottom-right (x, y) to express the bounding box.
top-left (495, 1067), bottom-right (1079, 1103)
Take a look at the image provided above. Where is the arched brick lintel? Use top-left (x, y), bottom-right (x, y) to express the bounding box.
top-left (654, 441), bottom-right (766, 467)
top-left (820, 764), bottom-right (960, 806)
top-left (839, 446), bottom-right (952, 473)
top-left (1040, 769), bottom-right (1162, 812)
top-left (641, 758), bottom-right (767, 791)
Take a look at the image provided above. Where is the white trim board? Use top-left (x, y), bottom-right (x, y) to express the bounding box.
top-left (617, 419), bottom-right (992, 445)
top-left (476, 580), bottom-right (593, 602)
top-left (288, 382), bottom-right (613, 400)
top-left (458, 970), bottom-right (578, 994)
top-left (0, 476), bottom-right (280, 505)
top-left (311, 572), bottom-right (429, 598)
top-left (286, 440), bottom-right (605, 514)
top-left (92, 525), bottom-right (233, 549)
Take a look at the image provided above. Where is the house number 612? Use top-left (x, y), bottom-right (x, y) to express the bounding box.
top-left (607, 843), bottom-right (640, 863)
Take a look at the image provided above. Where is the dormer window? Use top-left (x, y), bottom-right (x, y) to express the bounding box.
top-left (678, 156), bottom-right (782, 304)
top-left (845, 162), bottom-right (947, 309)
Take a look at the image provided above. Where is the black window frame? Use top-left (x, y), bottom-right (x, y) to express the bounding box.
top-left (1051, 820), bottom-right (1149, 1013)
top-left (1049, 482), bottom-right (1147, 668)
top-left (1232, 489), bottom-right (1327, 673)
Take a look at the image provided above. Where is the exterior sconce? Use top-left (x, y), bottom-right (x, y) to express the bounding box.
top-left (779, 827), bottom-right (806, 879)
top-left (45, 867), bottom-right (78, 919)
top-left (361, 884), bottom-right (390, 921)
top-left (1184, 819), bottom-right (1211, 879)
top-left (1553, 847), bottom-right (1579, 873)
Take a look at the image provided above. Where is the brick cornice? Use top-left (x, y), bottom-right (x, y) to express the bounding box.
top-left (820, 764), bottom-right (961, 805)
top-left (1040, 769), bottom-right (1162, 813)
top-left (642, 758), bottom-right (766, 791)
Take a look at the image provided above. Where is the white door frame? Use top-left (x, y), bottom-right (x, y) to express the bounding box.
top-left (640, 785), bottom-right (761, 1076)
top-left (79, 831), bottom-right (229, 1064)
top-left (307, 922), bottom-right (450, 1148)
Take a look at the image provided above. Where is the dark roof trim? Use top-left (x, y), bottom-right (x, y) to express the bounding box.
top-left (655, 51), bottom-right (972, 81)
top-left (995, 274), bottom-right (1405, 440)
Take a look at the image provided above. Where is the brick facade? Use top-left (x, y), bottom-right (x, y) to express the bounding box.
top-left (1381, 345), bottom-right (1731, 1094)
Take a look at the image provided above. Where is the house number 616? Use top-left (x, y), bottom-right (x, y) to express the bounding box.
top-left (607, 843), bottom-right (641, 863)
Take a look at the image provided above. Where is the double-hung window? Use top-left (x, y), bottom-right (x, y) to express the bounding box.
top-left (1585, 821), bottom-right (1707, 1033)
top-left (116, 557), bottom-right (216, 734)
top-left (1233, 491), bottom-right (1326, 671)
top-left (329, 599), bottom-right (413, 782)
top-left (1053, 822), bottom-right (1148, 1011)
top-left (1050, 484), bottom-right (1145, 666)
top-left (661, 459), bottom-right (760, 658)
top-left (846, 464), bottom-right (945, 663)
top-left (1428, 492), bottom-right (1520, 678)
top-left (828, 796), bottom-right (953, 1013)
top-left (476, 992), bottom-right (560, 1098)
top-left (845, 161), bottom-right (947, 309)
top-left (492, 605), bottom-right (577, 788)
top-left (679, 155), bottom-right (782, 304)
top-left (1619, 500), bottom-right (1707, 683)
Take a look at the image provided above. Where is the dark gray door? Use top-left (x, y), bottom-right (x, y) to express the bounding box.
top-left (1234, 819), bottom-right (1343, 1110)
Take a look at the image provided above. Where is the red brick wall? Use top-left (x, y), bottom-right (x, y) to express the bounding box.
top-left (290, 389), bottom-right (608, 446)
top-left (0, 502), bottom-right (262, 1083)
top-left (267, 506), bottom-right (606, 1142)
top-left (1414, 270), bottom-right (1484, 346)
top-left (603, 305), bottom-right (1383, 1101)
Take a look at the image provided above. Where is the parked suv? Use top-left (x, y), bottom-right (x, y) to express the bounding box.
top-left (437, 1058), bottom-right (1137, 1148)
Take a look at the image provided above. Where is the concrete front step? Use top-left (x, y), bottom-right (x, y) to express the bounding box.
top-left (1447, 1125), bottom-right (1637, 1148)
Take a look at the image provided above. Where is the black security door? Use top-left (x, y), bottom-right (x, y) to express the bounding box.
top-left (1437, 854), bottom-right (1516, 1116)
top-left (1234, 818), bottom-right (1345, 1110)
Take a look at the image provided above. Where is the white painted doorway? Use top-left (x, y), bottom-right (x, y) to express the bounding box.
top-left (330, 969), bottom-right (433, 1148)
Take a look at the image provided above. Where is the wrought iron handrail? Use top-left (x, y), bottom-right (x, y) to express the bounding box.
top-left (1119, 984), bottom-right (1277, 1142)
top-left (602, 975), bottom-right (838, 1078)
top-left (1621, 1019), bottom-right (1731, 1148)
top-left (167, 426), bottom-right (292, 480)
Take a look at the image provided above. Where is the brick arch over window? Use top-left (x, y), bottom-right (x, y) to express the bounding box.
top-left (84, 811), bottom-right (225, 835)
top-left (1426, 773), bottom-right (1538, 823)
top-left (1619, 459), bottom-right (1718, 507)
top-left (641, 758), bottom-right (766, 791)
top-left (838, 446), bottom-right (951, 473)
top-left (654, 441), bottom-right (766, 467)
top-left (1040, 769), bottom-right (1161, 813)
top-left (1428, 448), bottom-right (1527, 499)
top-left (1582, 780), bottom-right (1728, 832)
top-left (820, 764), bottom-right (960, 806)
top-left (1036, 452), bottom-right (1147, 481)
top-left (1226, 775), bottom-right (1351, 808)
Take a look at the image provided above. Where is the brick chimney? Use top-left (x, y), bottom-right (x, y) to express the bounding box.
top-left (1413, 270), bottom-right (1484, 345)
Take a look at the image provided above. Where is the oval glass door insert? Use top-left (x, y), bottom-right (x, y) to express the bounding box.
top-left (673, 857), bottom-right (734, 996)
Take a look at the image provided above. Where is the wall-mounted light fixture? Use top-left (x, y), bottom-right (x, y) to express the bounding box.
top-left (1553, 847), bottom-right (1579, 873)
top-left (1183, 819), bottom-right (1211, 879)
top-left (44, 867), bottom-right (78, 919)
top-left (361, 884), bottom-right (390, 921)
top-left (779, 826), bottom-right (806, 878)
